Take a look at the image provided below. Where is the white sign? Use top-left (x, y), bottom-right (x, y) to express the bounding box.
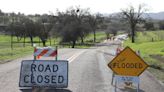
top-left (115, 75), bottom-right (139, 83)
top-left (19, 60), bottom-right (68, 88)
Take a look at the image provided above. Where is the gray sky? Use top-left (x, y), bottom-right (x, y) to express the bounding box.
top-left (0, 0), bottom-right (164, 14)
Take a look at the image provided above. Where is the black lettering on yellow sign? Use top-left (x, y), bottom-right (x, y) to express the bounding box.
top-left (116, 58), bottom-right (126, 63)
top-left (112, 63), bottom-right (143, 68)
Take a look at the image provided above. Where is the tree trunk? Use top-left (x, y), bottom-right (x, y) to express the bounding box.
top-left (106, 33), bottom-right (109, 39)
top-left (42, 41), bottom-right (46, 47)
top-left (131, 25), bottom-right (135, 43)
top-left (40, 37), bottom-right (47, 47)
top-left (16, 36), bottom-right (22, 42)
top-left (131, 33), bottom-right (135, 43)
top-left (11, 34), bottom-right (13, 50)
top-left (23, 35), bottom-right (25, 47)
top-left (72, 40), bottom-right (76, 48)
top-left (80, 36), bottom-right (84, 44)
top-left (30, 36), bottom-right (34, 46)
top-left (17, 36), bottom-right (19, 42)
top-left (39, 38), bottom-right (40, 46)
top-left (49, 37), bottom-right (51, 46)
top-left (93, 30), bottom-right (96, 43)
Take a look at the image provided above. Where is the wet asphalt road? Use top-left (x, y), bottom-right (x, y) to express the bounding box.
top-left (0, 41), bottom-right (164, 92)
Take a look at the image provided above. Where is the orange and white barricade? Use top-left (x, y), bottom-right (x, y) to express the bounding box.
top-left (116, 47), bottom-right (123, 55)
top-left (34, 46), bottom-right (58, 60)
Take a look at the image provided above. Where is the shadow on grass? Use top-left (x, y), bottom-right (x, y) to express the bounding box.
top-left (20, 88), bottom-right (72, 92)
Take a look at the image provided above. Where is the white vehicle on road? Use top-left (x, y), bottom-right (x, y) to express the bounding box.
top-left (114, 34), bottom-right (128, 41)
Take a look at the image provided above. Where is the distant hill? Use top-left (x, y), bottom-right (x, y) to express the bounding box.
top-left (106, 12), bottom-right (164, 20)
top-left (144, 12), bottom-right (164, 20)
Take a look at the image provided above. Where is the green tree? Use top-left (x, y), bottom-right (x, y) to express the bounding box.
top-left (144, 21), bottom-right (155, 30)
top-left (159, 20), bottom-right (164, 30)
top-left (56, 7), bottom-right (91, 48)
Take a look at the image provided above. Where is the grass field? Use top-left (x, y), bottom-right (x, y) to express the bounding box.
top-left (135, 31), bottom-right (164, 43)
top-left (0, 31), bottom-right (106, 62)
top-left (0, 35), bottom-right (35, 63)
top-left (85, 31), bottom-right (106, 43)
top-left (124, 30), bottom-right (164, 83)
top-left (0, 34), bottom-right (61, 63)
top-left (57, 31), bottom-right (106, 48)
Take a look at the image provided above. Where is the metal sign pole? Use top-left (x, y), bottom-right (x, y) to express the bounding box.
top-left (115, 78), bottom-right (117, 92)
top-left (136, 50), bottom-right (140, 92)
top-left (34, 47), bottom-right (37, 60)
top-left (137, 80), bottom-right (140, 92)
top-left (111, 72), bottom-right (115, 85)
top-left (32, 47), bottom-right (37, 92)
top-left (55, 46), bottom-right (58, 60)
top-left (136, 50), bottom-right (141, 92)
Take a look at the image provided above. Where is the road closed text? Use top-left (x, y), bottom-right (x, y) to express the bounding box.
top-left (19, 60), bottom-right (68, 87)
top-left (24, 75), bottom-right (64, 84)
top-left (23, 64), bottom-right (64, 84)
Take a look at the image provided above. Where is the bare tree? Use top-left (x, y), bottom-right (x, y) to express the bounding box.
top-left (88, 13), bottom-right (103, 43)
top-left (24, 18), bottom-right (36, 46)
top-left (34, 14), bottom-right (57, 47)
top-left (103, 14), bottom-right (128, 39)
top-left (121, 4), bottom-right (147, 43)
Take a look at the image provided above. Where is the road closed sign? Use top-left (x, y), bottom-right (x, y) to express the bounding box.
top-left (108, 47), bottom-right (148, 76)
top-left (19, 60), bottom-right (68, 88)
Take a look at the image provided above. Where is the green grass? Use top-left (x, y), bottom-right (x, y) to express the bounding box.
top-left (84, 31), bottom-right (106, 43)
top-left (0, 46), bottom-right (33, 63)
top-left (0, 35), bottom-right (34, 63)
top-left (124, 30), bottom-right (164, 83)
top-left (0, 35), bottom-right (11, 42)
top-left (124, 40), bottom-right (164, 56)
top-left (59, 31), bottom-right (106, 48)
top-left (0, 31), bottom-right (106, 62)
top-left (60, 31), bottom-right (106, 48)
top-left (0, 35), bottom-right (59, 63)
top-left (124, 40), bottom-right (164, 69)
top-left (135, 30), bottom-right (164, 43)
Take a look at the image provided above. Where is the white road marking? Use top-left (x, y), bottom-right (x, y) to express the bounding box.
top-left (67, 50), bottom-right (86, 63)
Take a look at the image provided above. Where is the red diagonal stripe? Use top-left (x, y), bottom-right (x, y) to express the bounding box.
top-left (50, 50), bottom-right (57, 57)
top-left (38, 49), bottom-right (49, 56)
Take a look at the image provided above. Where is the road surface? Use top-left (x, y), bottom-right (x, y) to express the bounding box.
top-left (0, 40), bottom-right (164, 92)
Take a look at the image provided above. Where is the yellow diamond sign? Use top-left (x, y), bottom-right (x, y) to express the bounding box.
top-left (108, 47), bottom-right (148, 76)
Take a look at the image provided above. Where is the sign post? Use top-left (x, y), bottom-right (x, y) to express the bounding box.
top-left (108, 46), bottom-right (148, 92)
top-left (55, 46), bottom-right (58, 60)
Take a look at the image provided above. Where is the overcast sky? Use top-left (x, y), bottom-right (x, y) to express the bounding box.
top-left (0, 0), bottom-right (164, 15)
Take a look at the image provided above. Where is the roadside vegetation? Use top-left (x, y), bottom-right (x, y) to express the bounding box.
top-left (0, 31), bottom-right (106, 63)
top-left (124, 30), bottom-right (164, 83)
top-left (0, 6), bottom-right (107, 62)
